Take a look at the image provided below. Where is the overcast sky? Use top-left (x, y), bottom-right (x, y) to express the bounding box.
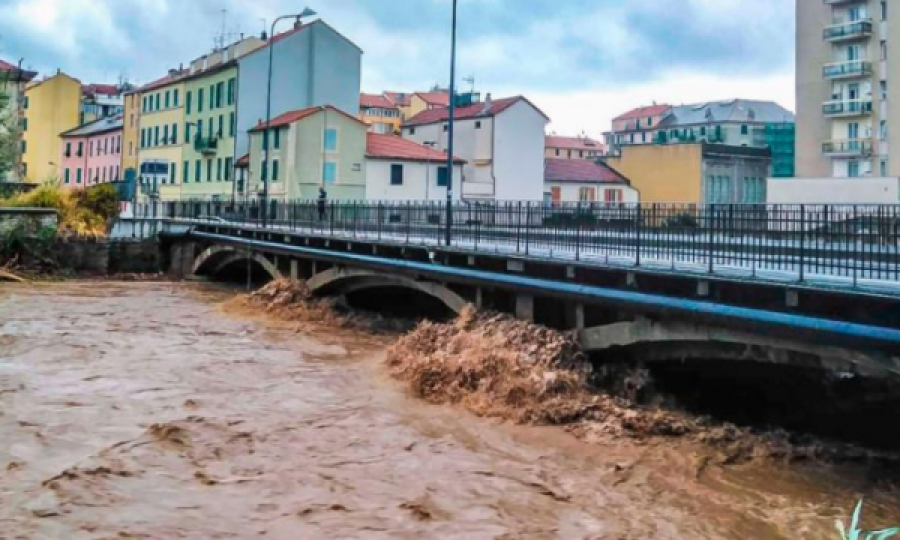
top-left (0, 0), bottom-right (796, 137)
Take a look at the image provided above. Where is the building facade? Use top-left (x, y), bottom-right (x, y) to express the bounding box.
top-left (406, 91), bottom-right (449, 120)
top-left (22, 71), bottom-right (82, 183)
top-left (604, 104), bottom-right (672, 155)
top-left (245, 106), bottom-right (367, 201)
top-left (544, 158), bottom-right (637, 204)
top-left (136, 72), bottom-right (187, 200)
top-left (359, 93), bottom-right (401, 134)
top-left (0, 58), bottom-right (37, 181)
top-left (80, 83), bottom-right (124, 125)
top-left (181, 62), bottom-right (240, 200)
top-left (796, 0), bottom-right (897, 178)
top-left (59, 114), bottom-right (123, 188)
top-left (365, 133), bottom-right (465, 201)
top-left (545, 135), bottom-right (605, 160)
top-left (606, 143), bottom-right (771, 205)
top-left (121, 91), bottom-right (141, 178)
top-left (235, 20), bottom-right (363, 161)
top-left (402, 96), bottom-right (550, 201)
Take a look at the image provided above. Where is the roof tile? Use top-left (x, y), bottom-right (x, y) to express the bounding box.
top-left (544, 158), bottom-right (629, 185)
top-left (366, 133), bottom-right (464, 164)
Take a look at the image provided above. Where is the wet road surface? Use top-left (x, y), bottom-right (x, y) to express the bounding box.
top-left (1, 282), bottom-right (898, 539)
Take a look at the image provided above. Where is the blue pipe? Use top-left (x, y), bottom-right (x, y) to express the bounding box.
top-left (189, 231), bottom-right (900, 354)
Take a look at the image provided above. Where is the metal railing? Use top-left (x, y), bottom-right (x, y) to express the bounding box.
top-left (823, 60), bottom-right (873, 79)
top-left (136, 199), bottom-right (900, 288)
top-left (823, 19), bottom-right (873, 41)
top-left (822, 138), bottom-right (873, 155)
top-left (823, 99), bottom-right (873, 116)
top-left (194, 136), bottom-right (218, 154)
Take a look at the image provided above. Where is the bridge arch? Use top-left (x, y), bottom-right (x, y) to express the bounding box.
top-left (192, 245), bottom-right (283, 281)
top-left (307, 267), bottom-right (468, 315)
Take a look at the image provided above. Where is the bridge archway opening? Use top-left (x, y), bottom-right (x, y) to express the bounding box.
top-left (590, 343), bottom-right (900, 451)
top-left (343, 286), bottom-right (458, 322)
top-left (193, 246), bottom-right (281, 286)
top-left (213, 257), bottom-right (277, 286)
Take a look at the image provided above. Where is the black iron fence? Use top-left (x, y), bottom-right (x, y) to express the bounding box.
top-left (136, 199), bottom-right (900, 286)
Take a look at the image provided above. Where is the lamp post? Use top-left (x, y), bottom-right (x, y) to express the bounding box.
top-left (261, 7), bottom-right (317, 228)
top-left (444, 0), bottom-right (458, 246)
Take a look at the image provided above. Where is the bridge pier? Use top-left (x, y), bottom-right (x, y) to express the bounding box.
top-left (515, 294), bottom-right (535, 322)
top-left (168, 241), bottom-right (196, 280)
top-left (290, 260), bottom-right (299, 282)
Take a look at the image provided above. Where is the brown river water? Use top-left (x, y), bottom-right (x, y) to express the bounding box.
top-left (1, 282), bottom-right (899, 539)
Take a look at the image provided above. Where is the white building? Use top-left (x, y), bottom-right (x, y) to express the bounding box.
top-left (401, 95), bottom-right (550, 201)
top-left (544, 158), bottom-right (638, 204)
top-left (364, 133), bottom-right (465, 201)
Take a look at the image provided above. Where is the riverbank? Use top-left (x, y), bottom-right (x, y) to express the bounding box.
top-left (3, 281), bottom-right (899, 538)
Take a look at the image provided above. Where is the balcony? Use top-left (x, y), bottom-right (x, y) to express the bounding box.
top-left (194, 136), bottom-right (218, 155)
top-left (822, 138), bottom-right (873, 157)
top-left (823, 0), bottom-right (857, 4)
top-left (823, 60), bottom-right (873, 80)
top-left (823, 19), bottom-right (873, 42)
top-left (822, 98), bottom-right (873, 117)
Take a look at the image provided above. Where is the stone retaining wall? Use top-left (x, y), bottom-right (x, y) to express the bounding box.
top-left (0, 208), bottom-right (57, 235)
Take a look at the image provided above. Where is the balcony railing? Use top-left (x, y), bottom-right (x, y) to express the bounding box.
top-left (822, 138), bottom-right (873, 156)
top-left (822, 98), bottom-right (873, 117)
top-left (823, 0), bottom-right (856, 4)
top-left (194, 136), bottom-right (218, 154)
top-left (823, 60), bottom-right (873, 79)
top-left (824, 19), bottom-right (873, 41)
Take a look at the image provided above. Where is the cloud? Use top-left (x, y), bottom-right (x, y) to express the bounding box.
top-left (0, 0), bottom-right (796, 134)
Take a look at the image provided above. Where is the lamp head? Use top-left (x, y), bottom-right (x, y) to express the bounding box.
top-left (298, 7), bottom-right (317, 18)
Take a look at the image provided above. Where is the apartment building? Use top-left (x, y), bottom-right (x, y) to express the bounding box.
top-left (359, 93), bottom-right (401, 134)
top-left (402, 95), bottom-right (550, 201)
top-left (121, 91), bottom-right (140, 178)
top-left (22, 71), bottom-right (82, 183)
top-left (545, 135), bottom-right (605, 160)
top-left (797, 0), bottom-right (897, 179)
top-left (0, 58), bottom-right (37, 181)
top-left (59, 114), bottom-right (123, 188)
top-left (136, 71), bottom-right (188, 200)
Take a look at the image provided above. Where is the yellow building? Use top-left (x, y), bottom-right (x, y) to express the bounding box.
top-left (406, 91), bottom-right (449, 120)
top-left (606, 143), bottom-right (771, 204)
top-left (135, 72), bottom-right (187, 201)
top-left (22, 71), bottom-right (82, 183)
top-left (359, 93), bottom-right (401, 134)
top-left (121, 91), bottom-right (141, 178)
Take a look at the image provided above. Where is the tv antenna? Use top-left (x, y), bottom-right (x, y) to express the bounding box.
top-left (462, 75), bottom-right (476, 95)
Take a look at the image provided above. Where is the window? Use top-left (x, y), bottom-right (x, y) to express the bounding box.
top-left (324, 128), bottom-right (337, 151)
top-left (174, 89), bottom-right (179, 107)
top-left (154, 126), bottom-right (160, 146)
top-left (323, 161), bottom-right (337, 184)
top-left (128, 141), bottom-right (133, 156)
top-left (554, 148), bottom-right (560, 156)
top-left (23, 96), bottom-right (29, 109)
top-left (165, 90), bottom-right (170, 109)
top-left (224, 157), bottom-right (233, 181)
top-left (647, 117), bottom-right (653, 127)
top-left (227, 78), bottom-right (236, 105)
top-left (260, 160), bottom-right (268, 182)
top-left (87, 168), bottom-right (92, 184)
top-left (848, 160), bottom-right (860, 178)
top-left (198, 88), bottom-right (204, 113)
top-left (390, 163), bottom-right (403, 185)
top-left (209, 84), bottom-right (215, 109)
top-left (216, 81), bottom-right (224, 108)
top-left (881, 159), bottom-right (888, 177)
top-left (409, 128), bottom-right (416, 135)
top-left (604, 189), bottom-right (623, 203)
top-left (271, 159), bottom-right (279, 182)
top-left (475, 121), bottom-right (482, 129)
top-left (76, 168), bottom-right (82, 184)
top-left (172, 123), bottom-right (178, 144)
top-left (163, 125), bottom-right (169, 145)
top-left (77, 142), bottom-right (83, 156)
top-left (195, 160), bottom-right (201, 184)
top-left (442, 124), bottom-right (448, 132)
top-left (274, 128), bottom-right (281, 149)
top-left (21, 118), bottom-right (27, 131)
top-left (881, 120), bottom-right (888, 140)
top-left (578, 187), bottom-right (596, 202)
top-left (64, 168), bottom-right (70, 184)
top-left (169, 163), bottom-right (176, 184)
top-left (186, 91), bottom-right (192, 114)
top-left (437, 166), bottom-right (449, 187)
top-left (217, 158), bottom-right (222, 181)
top-left (65, 142), bottom-right (71, 157)
top-left (882, 0), bottom-right (888, 21)
top-left (740, 125), bottom-right (749, 135)
top-left (183, 161), bottom-right (190, 184)
top-left (882, 41), bottom-right (888, 61)
top-left (218, 115), bottom-right (224, 137)
top-left (229, 112), bottom-right (235, 137)
top-left (185, 123), bottom-right (192, 144)
top-left (155, 94), bottom-right (160, 111)
top-left (207, 159), bottom-right (213, 182)
top-left (882, 81), bottom-right (888, 100)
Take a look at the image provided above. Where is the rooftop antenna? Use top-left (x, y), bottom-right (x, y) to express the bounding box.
top-left (462, 75), bottom-right (475, 95)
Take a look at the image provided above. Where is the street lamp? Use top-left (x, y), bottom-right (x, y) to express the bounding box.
top-left (261, 7), bottom-right (318, 228)
top-left (444, 0), bottom-right (458, 246)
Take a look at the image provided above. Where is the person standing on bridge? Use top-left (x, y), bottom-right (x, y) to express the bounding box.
top-left (318, 187), bottom-right (328, 222)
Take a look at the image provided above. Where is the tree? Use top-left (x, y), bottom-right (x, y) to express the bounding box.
top-left (0, 87), bottom-right (18, 180)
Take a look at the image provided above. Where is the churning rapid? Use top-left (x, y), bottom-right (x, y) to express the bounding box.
top-left (1, 282), bottom-right (899, 539)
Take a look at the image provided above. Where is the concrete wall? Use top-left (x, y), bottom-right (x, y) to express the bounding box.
top-left (767, 176), bottom-right (900, 204)
top-left (236, 21), bottom-right (362, 160)
top-left (607, 144), bottom-right (703, 203)
top-left (0, 208), bottom-right (57, 234)
top-left (365, 159), bottom-right (464, 201)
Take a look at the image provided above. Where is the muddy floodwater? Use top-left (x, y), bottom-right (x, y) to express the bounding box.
top-left (1, 282), bottom-right (899, 539)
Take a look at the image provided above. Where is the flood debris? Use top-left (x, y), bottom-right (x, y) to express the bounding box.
top-left (386, 306), bottom-right (900, 466)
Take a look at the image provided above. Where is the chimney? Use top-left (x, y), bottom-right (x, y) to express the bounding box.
top-left (168, 69), bottom-right (178, 77)
top-left (261, 30), bottom-right (268, 41)
top-left (481, 93), bottom-right (493, 115)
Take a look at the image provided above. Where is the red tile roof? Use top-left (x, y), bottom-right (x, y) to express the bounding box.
top-left (249, 105), bottom-right (366, 132)
top-left (82, 83), bottom-right (120, 96)
top-left (546, 135), bottom-right (605, 153)
top-left (415, 91), bottom-right (449, 107)
top-left (360, 93), bottom-right (397, 110)
top-left (404, 96), bottom-right (550, 127)
top-left (613, 104), bottom-right (671, 122)
top-left (0, 58), bottom-right (36, 81)
top-left (366, 133), bottom-right (464, 164)
top-left (544, 158), bottom-right (629, 185)
top-left (138, 70), bottom-right (189, 92)
top-left (384, 91), bottom-right (412, 107)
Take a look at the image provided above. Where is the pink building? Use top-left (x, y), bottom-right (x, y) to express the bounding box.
top-left (59, 114), bottom-right (123, 188)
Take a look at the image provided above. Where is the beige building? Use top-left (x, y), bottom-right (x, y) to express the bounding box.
top-left (796, 0), bottom-right (898, 179)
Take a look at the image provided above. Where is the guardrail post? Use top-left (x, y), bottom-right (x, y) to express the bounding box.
top-left (635, 204), bottom-right (642, 267)
top-left (330, 201), bottom-right (335, 236)
top-left (515, 201), bottom-right (522, 253)
top-left (406, 202), bottom-right (411, 244)
top-left (575, 202), bottom-right (582, 262)
top-left (799, 204), bottom-right (806, 283)
top-left (377, 202), bottom-right (383, 241)
top-left (707, 204), bottom-right (715, 274)
top-left (853, 204), bottom-right (858, 287)
top-left (525, 202), bottom-right (532, 256)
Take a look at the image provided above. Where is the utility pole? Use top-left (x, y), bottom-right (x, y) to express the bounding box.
top-left (444, 0), bottom-right (458, 246)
